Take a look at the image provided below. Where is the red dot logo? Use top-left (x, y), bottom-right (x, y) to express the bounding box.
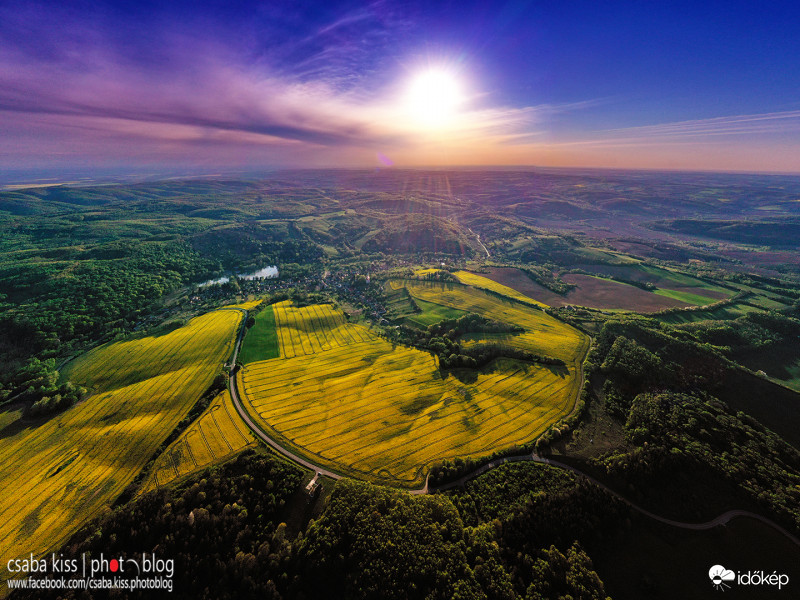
top-left (110, 559), bottom-right (119, 572)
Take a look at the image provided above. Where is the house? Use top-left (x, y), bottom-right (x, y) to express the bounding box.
top-left (306, 472), bottom-right (322, 498)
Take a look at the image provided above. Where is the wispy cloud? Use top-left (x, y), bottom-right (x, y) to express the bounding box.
top-left (3, 2), bottom-right (795, 172)
top-left (0, 1), bottom-right (563, 167)
top-left (0, 35), bottom-right (396, 156)
top-left (314, 5), bottom-right (383, 38)
top-left (484, 110), bottom-right (800, 174)
top-left (601, 110), bottom-right (800, 139)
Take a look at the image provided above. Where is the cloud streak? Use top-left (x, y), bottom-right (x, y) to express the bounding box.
top-left (601, 110), bottom-right (800, 139)
top-left (0, 36), bottom-right (396, 149)
top-left (0, 1), bottom-right (557, 168)
top-left (2, 1), bottom-right (797, 173)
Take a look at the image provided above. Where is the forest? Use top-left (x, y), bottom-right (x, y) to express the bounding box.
top-left (16, 450), bottom-right (612, 600)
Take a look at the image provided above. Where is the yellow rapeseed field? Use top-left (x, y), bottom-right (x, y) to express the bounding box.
top-left (140, 390), bottom-right (255, 493)
top-left (229, 299), bottom-right (264, 310)
top-left (239, 283), bottom-right (588, 487)
top-left (272, 300), bottom-right (377, 358)
top-left (409, 268), bottom-right (547, 307)
top-left (0, 308), bottom-right (243, 576)
top-left (413, 267), bottom-right (444, 276)
top-left (400, 278), bottom-right (584, 361)
top-left (452, 270), bottom-right (548, 308)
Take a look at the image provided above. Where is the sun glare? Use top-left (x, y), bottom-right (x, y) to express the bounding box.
top-left (404, 68), bottom-right (465, 129)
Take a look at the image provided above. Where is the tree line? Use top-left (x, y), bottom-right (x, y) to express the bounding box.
top-left (393, 314), bottom-right (564, 371)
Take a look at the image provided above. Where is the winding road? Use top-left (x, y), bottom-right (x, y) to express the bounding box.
top-left (469, 228), bottom-right (490, 258)
top-left (225, 308), bottom-right (345, 482)
top-left (429, 453), bottom-right (800, 547)
top-left (226, 307), bottom-right (800, 547)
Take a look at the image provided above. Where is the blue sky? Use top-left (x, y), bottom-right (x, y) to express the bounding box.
top-left (1, 0), bottom-right (799, 174)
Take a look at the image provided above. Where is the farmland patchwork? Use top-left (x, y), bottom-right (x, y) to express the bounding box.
top-left (237, 277), bottom-right (589, 486)
top-left (0, 309), bottom-right (242, 573)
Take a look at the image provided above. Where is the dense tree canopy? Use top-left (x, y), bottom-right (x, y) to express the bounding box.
top-left (19, 453), bottom-right (612, 600)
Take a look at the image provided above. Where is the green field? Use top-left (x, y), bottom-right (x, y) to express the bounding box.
top-left (239, 304), bottom-right (280, 364)
top-left (653, 288), bottom-right (720, 305)
top-left (734, 342), bottom-right (800, 393)
top-left (743, 294), bottom-right (791, 310)
top-left (772, 358), bottom-right (800, 392)
top-left (593, 263), bottom-right (734, 295)
top-left (405, 298), bottom-right (469, 327)
top-left (238, 276), bottom-right (589, 486)
top-left (576, 263), bottom-right (736, 307)
top-left (729, 282), bottom-right (794, 304)
top-left (638, 265), bottom-right (732, 293)
top-left (656, 302), bottom-right (763, 324)
top-left (383, 282), bottom-right (419, 319)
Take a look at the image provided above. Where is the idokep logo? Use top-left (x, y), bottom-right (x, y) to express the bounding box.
top-left (709, 564), bottom-right (790, 592)
top-left (709, 565), bottom-right (735, 591)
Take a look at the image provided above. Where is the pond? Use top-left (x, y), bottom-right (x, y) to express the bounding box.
top-left (198, 265), bottom-right (278, 287)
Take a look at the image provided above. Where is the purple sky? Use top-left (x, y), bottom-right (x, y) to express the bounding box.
top-left (2, 0), bottom-right (800, 176)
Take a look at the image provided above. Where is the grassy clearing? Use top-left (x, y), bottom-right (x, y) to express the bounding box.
top-left (768, 360), bottom-right (800, 392)
top-left (743, 294), bottom-right (791, 310)
top-left (239, 304), bottom-right (279, 365)
top-left (773, 359), bottom-right (800, 392)
top-left (729, 282), bottom-right (794, 305)
top-left (581, 263), bottom-right (732, 297)
top-left (405, 298), bottom-right (469, 327)
top-left (653, 288), bottom-right (719, 306)
top-left (238, 283), bottom-right (588, 486)
top-left (383, 282), bottom-right (418, 320)
top-left (637, 265), bottom-right (732, 295)
top-left (656, 302), bottom-right (762, 324)
top-left (733, 342), bottom-right (800, 393)
top-left (353, 228), bottom-right (382, 250)
top-left (0, 308), bottom-right (242, 571)
top-left (140, 390), bottom-right (256, 494)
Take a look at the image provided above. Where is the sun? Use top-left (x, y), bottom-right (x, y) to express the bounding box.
top-left (404, 68), bottom-right (465, 129)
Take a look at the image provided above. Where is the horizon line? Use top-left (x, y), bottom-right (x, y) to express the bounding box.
top-left (3, 163), bottom-right (800, 190)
